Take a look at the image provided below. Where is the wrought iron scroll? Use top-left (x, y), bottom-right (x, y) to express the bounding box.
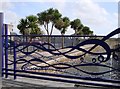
top-left (6, 28), bottom-right (120, 80)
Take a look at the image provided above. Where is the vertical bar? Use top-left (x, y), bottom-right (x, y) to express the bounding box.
top-left (26, 36), bottom-right (28, 52)
top-left (22, 35), bottom-right (25, 52)
top-left (2, 23), bottom-right (4, 77)
top-left (0, 13), bottom-right (4, 77)
top-left (4, 24), bottom-right (8, 78)
top-left (13, 41), bottom-right (16, 79)
top-left (23, 35), bottom-right (25, 52)
top-left (58, 37), bottom-right (60, 49)
top-left (54, 36), bottom-right (55, 48)
top-left (73, 37), bottom-right (75, 46)
top-left (71, 37), bottom-right (73, 46)
top-left (48, 36), bottom-right (50, 49)
top-left (0, 13), bottom-right (3, 88)
top-left (10, 35), bottom-right (12, 54)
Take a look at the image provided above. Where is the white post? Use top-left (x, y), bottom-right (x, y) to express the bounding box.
top-left (0, 13), bottom-right (3, 88)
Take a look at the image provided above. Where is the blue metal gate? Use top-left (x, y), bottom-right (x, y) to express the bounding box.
top-left (2, 25), bottom-right (120, 87)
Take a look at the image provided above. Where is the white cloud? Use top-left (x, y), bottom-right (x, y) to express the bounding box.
top-left (4, 10), bottom-right (20, 33)
top-left (0, 0), bottom-right (118, 35)
top-left (47, 0), bottom-right (118, 35)
top-left (2, 0), bottom-right (118, 3)
top-left (0, 1), bottom-right (20, 34)
top-left (114, 0), bottom-right (119, 2)
top-left (66, 0), bottom-right (118, 35)
top-left (74, 0), bottom-right (109, 25)
top-left (2, 2), bottom-right (13, 11)
top-left (4, 11), bottom-right (19, 24)
top-left (1, 0), bottom-right (67, 2)
top-left (0, 1), bottom-right (14, 11)
top-left (114, 13), bottom-right (118, 19)
top-left (52, 2), bottom-right (66, 14)
top-left (0, 1), bottom-right (16, 20)
top-left (92, 0), bottom-right (119, 2)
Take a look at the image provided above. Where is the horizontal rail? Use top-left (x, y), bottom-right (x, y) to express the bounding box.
top-left (3, 68), bottom-right (120, 84)
top-left (2, 35), bottom-right (105, 37)
top-left (2, 72), bottom-right (120, 88)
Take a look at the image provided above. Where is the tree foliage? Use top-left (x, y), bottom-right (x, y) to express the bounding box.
top-left (76, 26), bottom-right (93, 36)
top-left (17, 8), bottom-right (94, 36)
top-left (17, 18), bottom-right (28, 35)
top-left (37, 8), bottom-right (62, 35)
top-left (55, 17), bottom-right (70, 35)
top-left (82, 26), bottom-right (93, 35)
top-left (70, 19), bottom-right (83, 35)
top-left (17, 15), bottom-right (43, 35)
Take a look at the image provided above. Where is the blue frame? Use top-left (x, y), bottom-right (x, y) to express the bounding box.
top-left (2, 24), bottom-right (4, 77)
top-left (2, 27), bottom-right (120, 87)
top-left (4, 24), bottom-right (9, 78)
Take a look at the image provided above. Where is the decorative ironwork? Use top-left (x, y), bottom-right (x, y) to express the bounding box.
top-left (2, 28), bottom-right (120, 87)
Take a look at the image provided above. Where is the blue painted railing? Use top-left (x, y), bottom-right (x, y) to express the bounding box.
top-left (2, 27), bottom-right (120, 87)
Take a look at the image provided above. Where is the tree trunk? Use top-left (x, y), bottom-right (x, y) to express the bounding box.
top-left (50, 24), bottom-right (54, 35)
top-left (75, 30), bottom-right (77, 35)
top-left (44, 23), bottom-right (50, 49)
top-left (75, 29), bottom-right (78, 45)
top-left (44, 24), bottom-right (49, 35)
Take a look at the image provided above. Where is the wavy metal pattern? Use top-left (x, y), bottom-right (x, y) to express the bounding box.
top-left (6, 28), bottom-right (120, 80)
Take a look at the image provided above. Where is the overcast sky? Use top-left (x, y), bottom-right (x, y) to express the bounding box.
top-left (0, 0), bottom-right (119, 36)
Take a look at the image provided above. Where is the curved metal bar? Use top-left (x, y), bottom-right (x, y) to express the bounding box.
top-left (3, 28), bottom-right (120, 86)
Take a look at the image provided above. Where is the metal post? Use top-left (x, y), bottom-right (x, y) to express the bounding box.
top-left (5, 24), bottom-right (8, 78)
top-left (0, 13), bottom-right (3, 88)
top-left (13, 42), bottom-right (16, 79)
top-left (2, 16), bottom-right (4, 77)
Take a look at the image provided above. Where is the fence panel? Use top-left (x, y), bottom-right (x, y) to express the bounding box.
top-left (2, 28), bottom-right (120, 87)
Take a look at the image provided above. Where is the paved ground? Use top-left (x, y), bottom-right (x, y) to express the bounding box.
top-left (1, 78), bottom-right (119, 89)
